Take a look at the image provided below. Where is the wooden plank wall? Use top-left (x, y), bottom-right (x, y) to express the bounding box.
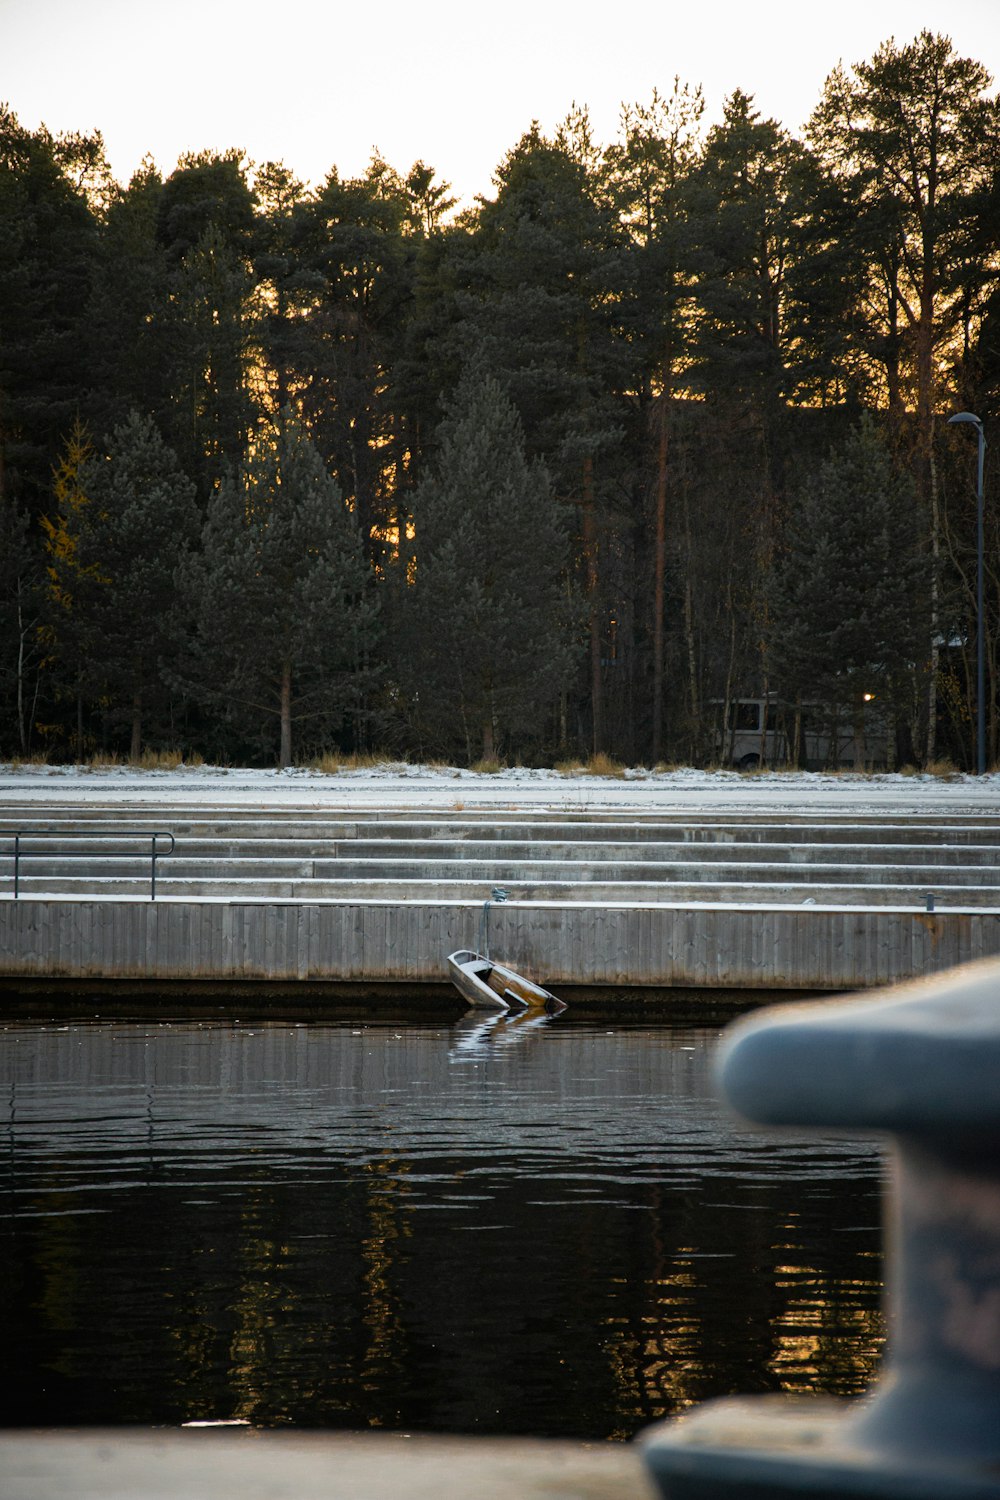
top-left (1, 899), bottom-right (998, 991)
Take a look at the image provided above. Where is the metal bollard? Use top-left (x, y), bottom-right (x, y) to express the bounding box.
top-left (640, 959), bottom-right (1000, 1500)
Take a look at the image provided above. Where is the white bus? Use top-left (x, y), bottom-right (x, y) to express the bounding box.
top-left (715, 698), bottom-right (888, 770)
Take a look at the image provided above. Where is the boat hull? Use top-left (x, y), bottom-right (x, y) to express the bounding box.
top-left (446, 950), bottom-right (566, 1014)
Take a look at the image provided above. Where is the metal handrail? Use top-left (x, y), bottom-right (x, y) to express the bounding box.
top-left (11, 830), bottom-right (176, 900)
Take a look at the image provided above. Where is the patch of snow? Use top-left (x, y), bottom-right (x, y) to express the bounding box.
top-left (2, 760), bottom-right (1000, 816)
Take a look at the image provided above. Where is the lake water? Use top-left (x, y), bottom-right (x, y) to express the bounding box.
top-left (0, 1009), bottom-right (885, 1439)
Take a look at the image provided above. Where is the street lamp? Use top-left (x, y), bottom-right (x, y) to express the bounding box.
top-left (948, 411), bottom-right (987, 773)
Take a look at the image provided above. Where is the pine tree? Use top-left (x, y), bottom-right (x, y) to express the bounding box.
top-left (73, 412), bottom-right (199, 758)
top-left (809, 31), bottom-right (1000, 439)
top-left (178, 417), bottom-right (378, 766)
top-left (455, 125), bottom-right (622, 754)
top-left (0, 485), bottom-right (44, 756)
top-left (39, 420), bottom-right (98, 757)
top-left (686, 91), bottom-right (814, 406)
top-left (401, 365), bottom-right (580, 762)
top-left (252, 161), bottom-right (310, 420)
top-left (0, 108), bottom-right (97, 521)
top-left (153, 152), bottom-right (261, 498)
top-left (605, 83), bottom-right (704, 760)
top-left (293, 157), bottom-right (415, 567)
top-left (769, 417), bottom-right (929, 751)
top-left (86, 158), bottom-right (167, 436)
top-left (809, 33), bottom-right (1000, 757)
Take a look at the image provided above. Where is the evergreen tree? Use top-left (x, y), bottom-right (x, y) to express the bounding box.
top-left (401, 365), bottom-right (579, 762)
top-left (293, 156), bottom-right (415, 567)
top-left (86, 158), bottom-right (167, 435)
top-left (72, 412), bottom-right (199, 758)
top-left (605, 83), bottom-right (704, 760)
top-left (178, 417), bottom-right (378, 766)
top-left (455, 125), bottom-right (622, 753)
top-left (39, 419), bottom-right (99, 757)
top-left (809, 32), bottom-right (1000, 757)
top-left (153, 152), bottom-right (261, 498)
top-left (682, 95), bottom-right (830, 738)
top-left (686, 91), bottom-right (813, 405)
top-left (0, 484), bottom-right (44, 756)
top-left (769, 418), bottom-right (929, 752)
top-left (0, 107), bottom-right (97, 520)
top-left (810, 31), bottom-right (1000, 438)
top-left (156, 149), bottom-right (256, 264)
top-left (252, 160), bottom-right (313, 420)
top-left (403, 160), bottom-right (457, 236)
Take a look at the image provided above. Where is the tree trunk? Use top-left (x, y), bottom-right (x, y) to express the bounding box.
top-left (28, 670), bottom-right (40, 759)
top-left (130, 685), bottom-right (142, 763)
top-left (280, 662), bottom-right (293, 768)
top-left (583, 455), bottom-right (603, 756)
top-left (913, 264), bottom-right (939, 766)
top-left (925, 438), bottom-right (940, 765)
top-left (884, 271), bottom-right (904, 434)
top-left (681, 485), bottom-right (698, 756)
top-left (651, 396), bottom-right (668, 763)
top-left (722, 582), bottom-right (738, 766)
top-left (990, 632), bottom-right (997, 770)
top-left (16, 588), bottom-right (27, 756)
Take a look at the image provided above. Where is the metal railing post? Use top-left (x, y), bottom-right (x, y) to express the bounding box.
top-left (8, 830), bottom-right (174, 900)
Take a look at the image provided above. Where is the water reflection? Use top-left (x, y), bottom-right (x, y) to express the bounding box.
top-left (0, 1015), bottom-right (884, 1436)
top-left (448, 1007), bottom-right (559, 1059)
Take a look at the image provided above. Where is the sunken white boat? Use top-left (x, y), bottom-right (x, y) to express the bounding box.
top-left (447, 950), bottom-right (566, 1014)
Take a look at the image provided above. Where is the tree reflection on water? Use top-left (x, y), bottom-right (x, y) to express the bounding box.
top-left (0, 1013), bottom-right (884, 1436)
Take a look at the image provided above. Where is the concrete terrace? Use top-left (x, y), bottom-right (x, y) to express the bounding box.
top-left (2, 764), bottom-right (1000, 995)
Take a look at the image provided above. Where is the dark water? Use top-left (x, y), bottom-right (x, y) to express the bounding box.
top-left (0, 1010), bottom-right (885, 1438)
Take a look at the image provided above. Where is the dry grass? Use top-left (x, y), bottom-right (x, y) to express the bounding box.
top-left (7, 750), bottom-right (52, 768)
top-left (898, 758), bottom-right (964, 779)
top-left (922, 757), bottom-right (962, 779)
top-left (309, 750), bottom-right (402, 773)
top-left (470, 756), bottom-right (506, 774)
top-left (554, 758), bottom-right (586, 776)
top-left (555, 753), bottom-right (628, 778)
top-left (83, 748), bottom-right (203, 769)
top-left (137, 748), bottom-right (193, 769)
top-left (583, 752), bottom-right (627, 779)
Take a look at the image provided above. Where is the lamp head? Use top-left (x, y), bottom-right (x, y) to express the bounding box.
top-left (948, 411), bottom-right (983, 430)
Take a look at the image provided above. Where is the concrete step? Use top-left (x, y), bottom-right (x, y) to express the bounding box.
top-left (5, 812), bottom-right (1000, 845)
top-left (315, 837), bottom-right (1000, 867)
top-left (310, 857), bottom-right (996, 887)
top-left (9, 856), bottom-right (315, 878)
top-left (6, 829), bottom-right (1000, 861)
top-left (5, 852), bottom-right (996, 887)
top-left (1, 876), bottom-right (992, 907)
top-left (7, 836), bottom-right (1000, 868)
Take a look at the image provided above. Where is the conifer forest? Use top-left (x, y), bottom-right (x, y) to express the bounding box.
top-left (2, 31), bottom-right (999, 770)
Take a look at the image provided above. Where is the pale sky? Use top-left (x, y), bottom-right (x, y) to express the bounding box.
top-left (3, 0), bottom-right (1000, 205)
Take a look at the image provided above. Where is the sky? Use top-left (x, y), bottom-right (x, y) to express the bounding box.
top-left (3, 0), bottom-right (1000, 206)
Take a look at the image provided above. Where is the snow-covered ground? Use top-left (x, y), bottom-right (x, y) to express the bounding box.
top-left (3, 761), bottom-right (1000, 815)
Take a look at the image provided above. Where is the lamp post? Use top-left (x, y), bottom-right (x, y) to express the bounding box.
top-left (948, 411), bottom-right (987, 774)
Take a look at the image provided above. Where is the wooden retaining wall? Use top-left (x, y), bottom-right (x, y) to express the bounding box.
top-left (1, 898), bottom-right (998, 992)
